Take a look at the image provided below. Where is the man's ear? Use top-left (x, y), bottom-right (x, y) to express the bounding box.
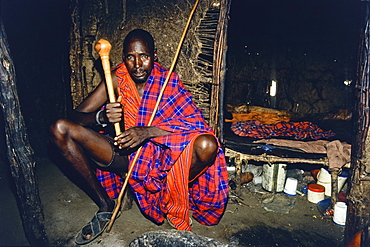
top-left (154, 49), bottom-right (158, 62)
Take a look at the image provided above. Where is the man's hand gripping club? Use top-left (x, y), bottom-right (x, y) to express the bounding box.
top-left (105, 95), bottom-right (170, 149)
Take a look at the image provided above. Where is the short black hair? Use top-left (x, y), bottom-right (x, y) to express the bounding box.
top-left (123, 29), bottom-right (155, 54)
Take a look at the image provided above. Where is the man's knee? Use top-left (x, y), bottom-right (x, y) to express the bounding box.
top-left (49, 119), bottom-right (73, 141)
top-left (193, 134), bottom-right (218, 163)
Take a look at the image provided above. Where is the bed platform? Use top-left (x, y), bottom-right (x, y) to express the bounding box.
top-left (223, 118), bottom-right (352, 207)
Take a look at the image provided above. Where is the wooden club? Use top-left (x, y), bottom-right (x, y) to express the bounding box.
top-left (94, 39), bottom-right (121, 136)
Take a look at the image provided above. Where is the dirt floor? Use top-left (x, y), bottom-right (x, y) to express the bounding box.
top-left (0, 158), bottom-right (345, 247)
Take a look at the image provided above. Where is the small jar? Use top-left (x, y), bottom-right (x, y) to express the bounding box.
top-left (333, 202), bottom-right (347, 225)
top-left (307, 184), bottom-right (325, 203)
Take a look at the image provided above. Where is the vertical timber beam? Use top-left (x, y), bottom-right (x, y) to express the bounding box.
top-left (210, 0), bottom-right (231, 138)
top-left (346, 2), bottom-right (370, 244)
top-left (234, 153), bottom-right (242, 196)
top-left (0, 20), bottom-right (49, 246)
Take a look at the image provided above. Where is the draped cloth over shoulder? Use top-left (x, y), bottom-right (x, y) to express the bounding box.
top-left (96, 62), bottom-right (229, 230)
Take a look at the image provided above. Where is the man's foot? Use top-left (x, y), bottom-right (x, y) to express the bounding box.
top-left (75, 210), bottom-right (120, 245)
top-left (75, 211), bottom-right (113, 245)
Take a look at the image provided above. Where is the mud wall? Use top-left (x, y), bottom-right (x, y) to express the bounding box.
top-left (225, 41), bottom-right (357, 115)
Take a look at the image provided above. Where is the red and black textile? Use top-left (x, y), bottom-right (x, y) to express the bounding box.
top-left (231, 120), bottom-right (335, 140)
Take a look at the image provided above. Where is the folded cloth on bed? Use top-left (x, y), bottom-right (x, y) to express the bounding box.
top-left (326, 140), bottom-right (351, 170)
top-left (225, 111), bottom-right (290, 124)
top-left (231, 120), bottom-right (335, 140)
top-left (253, 139), bottom-right (351, 170)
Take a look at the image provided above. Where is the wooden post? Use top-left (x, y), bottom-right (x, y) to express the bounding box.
top-left (345, 2), bottom-right (370, 244)
top-left (0, 20), bottom-right (49, 246)
top-left (330, 170), bottom-right (339, 209)
top-left (210, 0), bottom-right (231, 139)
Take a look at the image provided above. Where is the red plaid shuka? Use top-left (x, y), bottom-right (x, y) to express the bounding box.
top-left (96, 62), bottom-right (229, 230)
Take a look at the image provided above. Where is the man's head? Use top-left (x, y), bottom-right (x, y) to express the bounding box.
top-left (123, 29), bottom-right (157, 84)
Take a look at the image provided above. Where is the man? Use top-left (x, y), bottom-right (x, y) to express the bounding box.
top-left (50, 29), bottom-right (228, 245)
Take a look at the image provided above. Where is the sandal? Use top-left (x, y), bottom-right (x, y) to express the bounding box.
top-left (75, 210), bottom-right (120, 245)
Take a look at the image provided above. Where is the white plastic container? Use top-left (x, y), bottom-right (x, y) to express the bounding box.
top-left (317, 168), bottom-right (348, 196)
top-left (333, 202), bottom-right (347, 225)
top-left (227, 166), bottom-right (236, 172)
top-left (227, 166), bottom-right (236, 179)
top-left (284, 177), bottom-right (298, 196)
top-left (262, 163), bottom-right (287, 192)
top-left (307, 183), bottom-right (325, 203)
top-left (253, 176), bottom-right (263, 184)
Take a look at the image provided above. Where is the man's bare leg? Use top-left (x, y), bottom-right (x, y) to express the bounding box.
top-left (49, 119), bottom-right (127, 212)
top-left (49, 119), bottom-right (131, 243)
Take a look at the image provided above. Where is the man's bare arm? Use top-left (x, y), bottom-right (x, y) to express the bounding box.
top-left (72, 74), bottom-right (118, 126)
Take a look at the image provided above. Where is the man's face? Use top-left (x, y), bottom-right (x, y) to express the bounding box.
top-left (124, 38), bottom-right (156, 84)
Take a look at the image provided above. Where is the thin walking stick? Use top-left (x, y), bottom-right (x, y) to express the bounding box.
top-left (94, 39), bottom-right (122, 136)
top-left (105, 0), bottom-right (200, 232)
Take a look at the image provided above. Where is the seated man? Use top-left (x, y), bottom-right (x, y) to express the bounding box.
top-left (50, 29), bottom-right (229, 245)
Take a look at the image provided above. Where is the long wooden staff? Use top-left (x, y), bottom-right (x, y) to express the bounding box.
top-left (94, 40), bottom-right (122, 135)
top-left (103, 0), bottom-right (200, 232)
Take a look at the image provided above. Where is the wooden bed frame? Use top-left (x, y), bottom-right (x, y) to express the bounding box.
top-left (225, 145), bottom-right (350, 207)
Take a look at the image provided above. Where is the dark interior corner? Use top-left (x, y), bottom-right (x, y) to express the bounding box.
top-left (225, 0), bottom-right (360, 116)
